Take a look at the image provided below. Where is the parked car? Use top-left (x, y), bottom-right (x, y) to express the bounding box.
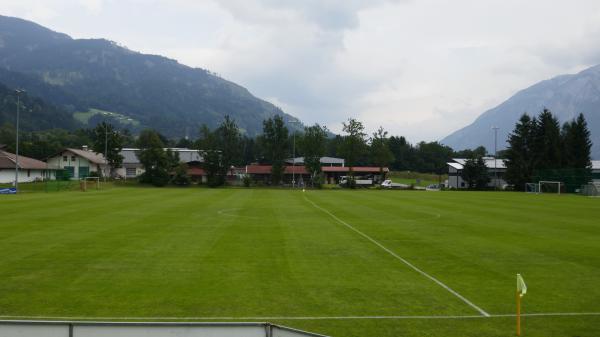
top-left (380, 179), bottom-right (409, 189)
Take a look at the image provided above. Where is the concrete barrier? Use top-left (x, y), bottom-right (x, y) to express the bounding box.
top-left (0, 321), bottom-right (329, 337)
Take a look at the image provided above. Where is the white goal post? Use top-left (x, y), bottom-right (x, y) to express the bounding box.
top-left (82, 176), bottom-right (100, 191)
top-left (538, 181), bottom-right (563, 194)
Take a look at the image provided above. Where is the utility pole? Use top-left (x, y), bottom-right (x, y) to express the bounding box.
top-left (14, 89), bottom-right (25, 193)
top-left (492, 126), bottom-right (499, 190)
top-left (288, 120), bottom-right (300, 188)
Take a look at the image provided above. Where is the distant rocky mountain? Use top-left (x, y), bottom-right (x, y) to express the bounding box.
top-left (441, 65), bottom-right (600, 159)
top-left (0, 15), bottom-right (301, 137)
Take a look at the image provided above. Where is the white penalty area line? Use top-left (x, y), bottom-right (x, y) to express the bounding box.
top-left (303, 194), bottom-right (491, 318)
top-left (1, 313), bottom-right (599, 321)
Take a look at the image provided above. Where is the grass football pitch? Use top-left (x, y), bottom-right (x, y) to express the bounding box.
top-left (1, 187), bottom-right (599, 337)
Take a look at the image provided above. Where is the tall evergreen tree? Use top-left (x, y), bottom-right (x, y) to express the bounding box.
top-left (561, 113), bottom-right (593, 189)
top-left (532, 108), bottom-right (562, 169)
top-left (562, 113), bottom-right (592, 169)
top-left (505, 114), bottom-right (535, 191)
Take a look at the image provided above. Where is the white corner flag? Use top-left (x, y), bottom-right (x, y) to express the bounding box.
top-left (517, 274), bottom-right (527, 297)
top-left (516, 274), bottom-right (527, 336)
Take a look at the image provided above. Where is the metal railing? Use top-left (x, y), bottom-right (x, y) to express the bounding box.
top-left (0, 320), bottom-right (330, 337)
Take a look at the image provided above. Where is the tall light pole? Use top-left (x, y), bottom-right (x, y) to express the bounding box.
top-left (14, 89), bottom-right (25, 192)
top-left (492, 126), bottom-right (499, 190)
top-left (288, 120), bottom-right (300, 188)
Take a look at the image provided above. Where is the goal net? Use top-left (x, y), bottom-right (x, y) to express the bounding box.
top-left (581, 183), bottom-right (600, 197)
top-left (81, 177), bottom-right (100, 191)
top-left (525, 183), bottom-right (539, 193)
top-left (538, 181), bottom-right (563, 194)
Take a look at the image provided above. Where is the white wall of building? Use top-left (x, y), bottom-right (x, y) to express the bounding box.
top-left (115, 166), bottom-right (145, 179)
top-left (0, 169), bottom-right (55, 184)
top-left (47, 152), bottom-right (109, 179)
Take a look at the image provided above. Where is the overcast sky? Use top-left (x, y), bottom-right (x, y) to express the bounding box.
top-left (3, 0), bottom-right (600, 142)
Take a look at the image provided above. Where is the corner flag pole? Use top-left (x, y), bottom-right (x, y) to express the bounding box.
top-left (516, 290), bottom-right (521, 336)
top-left (516, 274), bottom-right (527, 336)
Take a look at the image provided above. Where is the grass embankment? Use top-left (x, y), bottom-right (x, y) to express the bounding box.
top-left (388, 171), bottom-right (447, 186)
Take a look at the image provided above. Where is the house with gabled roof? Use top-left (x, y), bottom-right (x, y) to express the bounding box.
top-left (0, 146), bottom-right (59, 183)
top-left (46, 146), bottom-right (109, 179)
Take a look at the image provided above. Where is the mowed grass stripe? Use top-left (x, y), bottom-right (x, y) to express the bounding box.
top-left (307, 190), bottom-right (600, 314)
top-left (303, 192), bottom-right (490, 317)
top-left (0, 188), bottom-right (479, 317)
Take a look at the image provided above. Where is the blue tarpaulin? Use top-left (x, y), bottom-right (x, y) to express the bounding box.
top-left (0, 188), bottom-right (17, 194)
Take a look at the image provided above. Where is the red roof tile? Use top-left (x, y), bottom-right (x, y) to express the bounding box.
top-left (187, 167), bottom-right (206, 176)
top-left (0, 150), bottom-right (57, 170)
top-left (245, 165), bottom-right (386, 174)
top-left (321, 166), bottom-right (388, 173)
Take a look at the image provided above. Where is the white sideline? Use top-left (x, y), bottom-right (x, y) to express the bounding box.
top-left (0, 313), bottom-right (599, 321)
top-left (303, 194), bottom-right (491, 317)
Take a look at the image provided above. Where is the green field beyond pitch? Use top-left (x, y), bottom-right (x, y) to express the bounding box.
top-left (1, 188), bottom-right (599, 337)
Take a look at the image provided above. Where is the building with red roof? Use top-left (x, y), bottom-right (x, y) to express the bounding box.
top-left (243, 163), bottom-right (388, 185)
top-left (0, 147), bottom-right (59, 183)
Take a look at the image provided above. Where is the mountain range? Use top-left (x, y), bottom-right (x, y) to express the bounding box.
top-left (0, 15), bottom-right (301, 137)
top-left (441, 65), bottom-right (600, 159)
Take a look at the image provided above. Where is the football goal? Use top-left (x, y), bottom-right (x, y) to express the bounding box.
top-left (538, 181), bottom-right (563, 194)
top-left (581, 183), bottom-right (600, 197)
top-left (525, 183), bottom-right (540, 193)
top-left (81, 177), bottom-right (100, 191)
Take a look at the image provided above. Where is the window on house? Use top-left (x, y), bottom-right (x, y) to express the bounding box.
top-left (27, 170), bottom-right (31, 177)
top-left (63, 156), bottom-right (68, 161)
top-left (126, 168), bottom-right (137, 177)
top-left (72, 156), bottom-right (76, 161)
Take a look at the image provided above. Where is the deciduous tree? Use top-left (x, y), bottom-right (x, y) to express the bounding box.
top-left (300, 124), bottom-right (328, 187)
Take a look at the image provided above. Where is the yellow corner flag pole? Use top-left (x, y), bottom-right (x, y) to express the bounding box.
top-left (516, 274), bottom-right (527, 336)
top-left (516, 289), bottom-right (521, 336)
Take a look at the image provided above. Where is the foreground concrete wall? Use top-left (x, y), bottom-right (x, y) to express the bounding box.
top-left (0, 321), bottom-right (329, 337)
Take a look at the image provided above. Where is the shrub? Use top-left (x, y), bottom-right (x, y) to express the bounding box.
top-left (242, 175), bottom-right (251, 187)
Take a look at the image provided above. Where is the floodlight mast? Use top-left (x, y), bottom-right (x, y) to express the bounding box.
top-left (14, 89), bottom-right (25, 193)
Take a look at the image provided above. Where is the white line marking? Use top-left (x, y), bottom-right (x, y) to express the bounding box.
top-left (0, 313), bottom-right (598, 321)
top-left (303, 194), bottom-right (491, 317)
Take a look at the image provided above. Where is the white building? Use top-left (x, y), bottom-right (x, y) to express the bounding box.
top-left (46, 147), bottom-right (109, 179)
top-left (447, 157), bottom-right (507, 189)
top-left (285, 156), bottom-right (345, 167)
top-left (116, 148), bottom-right (203, 179)
top-left (0, 148), bottom-right (58, 183)
top-left (592, 160), bottom-right (600, 182)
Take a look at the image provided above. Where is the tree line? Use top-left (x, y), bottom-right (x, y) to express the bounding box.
top-left (8, 110), bottom-right (591, 189)
top-left (504, 109), bottom-right (592, 191)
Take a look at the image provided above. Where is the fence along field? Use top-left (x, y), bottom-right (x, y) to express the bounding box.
top-left (0, 187), bottom-right (598, 337)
